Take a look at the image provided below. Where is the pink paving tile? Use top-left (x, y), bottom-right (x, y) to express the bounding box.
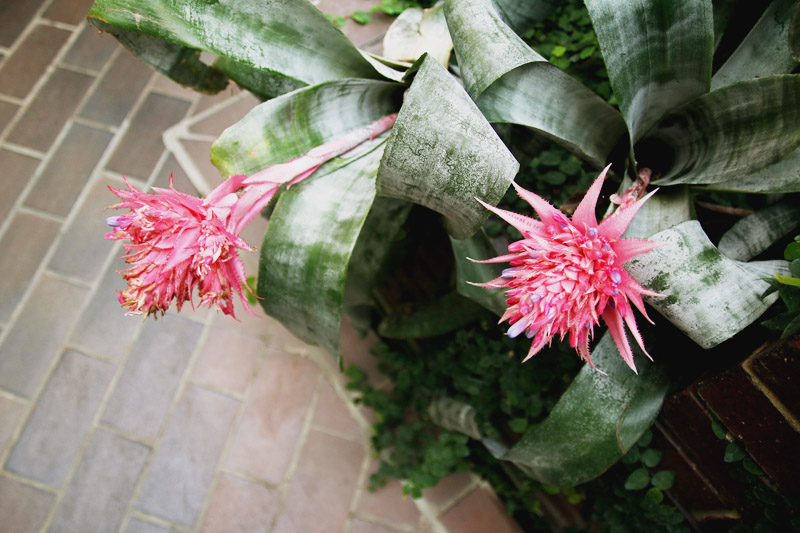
top-left (0, 25), bottom-right (71, 98)
top-left (182, 139), bottom-right (225, 188)
top-left (61, 23), bottom-right (119, 72)
top-left (0, 394), bottom-right (27, 458)
top-left (356, 459), bottom-right (420, 527)
top-left (0, 100), bottom-right (19, 133)
top-left (198, 473), bottom-right (279, 533)
top-left (6, 68), bottom-right (95, 152)
top-left (188, 92), bottom-right (261, 136)
top-left (439, 487), bottom-right (522, 533)
top-left (78, 48), bottom-right (154, 125)
top-left (152, 153), bottom-right (201, 196)
top-left (0, 0), bottom-right (48, 48)
top-left (0, 148), bottom-right (40, 221)
top-left (349, 519), bottom-right (404, 533)
top-left (0, 274), bottom-right (89, 398)
top-left (100, 315), bottom-right (203, 441)
top-left (124, 518), bottom-right (173, 533)
top-left (272, 429), bottom-right (366, 533)
top-left (136, 384), bottom-right (240, 527)
top-left (224, 350), bottom-right (319, 484)
top-left (0, 212), bottom-right (60, 322)
top-left (422, 472), bottom-right (475, 509)
top-left (312, 378), bottom-right (363, 438)
top-left (24, 123), bottom-right (113, 217)
top-left (340, 317), bottom-right (385, 388)
top-left (0, 475), bottom-right (55, 533)
top-left (49, 429), bottom-right (150, 533)
top-left (316, 0), bottom-right (394, 47)
top-left (190, 325), bottom-right (263, 396)
top-left (43, 0), bottom-right (98, 25)
top-left (6, 350), bottom-right (116, 487)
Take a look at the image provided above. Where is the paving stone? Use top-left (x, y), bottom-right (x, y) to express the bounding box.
top-left (49, 429), bottom-right (150, 533)
top-left (0, 148), bottom-right (40, 221)
top-left (136, 384), bottom-right (239, 527)
top-left (0, 100), bottom-right (19, 133)
top-left (188, 93), bottom-right (261, 137)
top-left (25, 123), bottom-right (112, 217)
top-left (349, 519), bottom-right (402, 533)
top-left (101, 315), bottom-right (203, 441)
top-left (181, 139), bottom-right (224, 189)
top-left (48, 176), bottom-right (120, 282)
top-left (224, 350), bottom-right (319, 484)
top-left (62, 22), bottom-right (119, 72)
top-left (124, 518), bottom-right (173, 533)
top-left (273, 429), bottom-right (365, 533)
top-left (0, 0), bottom-right (48, 48)
top-left (0, 274), bottom-right (89, 398)
top-left (439, 487), bottom-right (522, 533)
top-left (152, 153), bottom-right (201, 196)
top-left (44, 0), bottom-right (98, 25)
top-left (0, 25), bottom-right (69, 97)
top-left (422, 472), bottom-right (475, 509)
top-left (106, 93), bottom-right (191, 180)
top-left (312, 378), bottom-right (363, 439)
top-left (743, 336), bottom-right (800, 416)
top-left (0, 394), bottom-right (27, 458)
top-left (79, 49), bottom-right (153, 125)
top-left (339, 317), bottom-right (385, 388)
top-left (6, 68), bottom-right (94, 152)
top-left (150, 70), bottom-right (204, 101)
top-left (316, 0), bottom-right (394, 47)
top-left (0, 475), bottom-right (55, 533)
top-left (6, 350), bottom-right (115, 487)
top-left (190, 325), bottom-right (263, 396)
top-left (357, 459), bottom-right (420, 527)
top-left (0, 213), bottom-right (61, 322)
top-left (198, 473), bottom-right (279, 533)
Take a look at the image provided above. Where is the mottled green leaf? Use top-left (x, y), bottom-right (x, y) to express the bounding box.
top-left (377, 55), bottom-right (518, 239)
top-left (427, 397), bottom-right (484, 439)
top-left (622, 184), bottom-right (692, 239)
top-left (382, 5), bottom-right (453, 66)
top-left (791, 0), bottom-right (800, 61)
top-left (705, 147), bottom-right (800, 194)
top-left (718, 202), bottom-right (800, 261)
top-left (212, 56), bottom-right (303, 101)
top-left (490, 0), bottom-right (557, 35)
top-left (712, 0), bottom-right (799, 90)
top-left (450, 230), bottom-right (508, 316)
top-left (585, 0), bottom-right (714, 143)
top-left (378, 291), bottom-right (486, 339)
top-left (625, 221), bottom-right (789, 348)
top-left (643, 75), bottom-right (800, 186)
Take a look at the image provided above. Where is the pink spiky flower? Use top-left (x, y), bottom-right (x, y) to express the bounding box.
top-left (105, 113), bottom-right (398, 318)
top-left (474, 166), bottom-right (664, 373)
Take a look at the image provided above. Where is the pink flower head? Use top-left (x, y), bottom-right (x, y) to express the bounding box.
top-left (105, 113), bottom-right (398, 318)
top-left (474, 166), bottom-right (664, 372)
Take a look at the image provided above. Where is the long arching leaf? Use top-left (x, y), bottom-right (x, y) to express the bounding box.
top-left (490, 0), bottom-right (557, 35)
top-left (377, 55), bottom-right (518, 239)
top-left (718, 202), bottom-right (800, 262)
top-left (445, 0), bottom-right (626, 167)
top-left (704, 147), bottom-right (800, 193)
top-left (450, 230), bottom-right (508, 316)
top-left (585, 0), bottom-right (714, 143)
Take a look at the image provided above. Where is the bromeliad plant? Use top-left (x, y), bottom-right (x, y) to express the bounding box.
top-left (90, 0), bottom-right (800, 493)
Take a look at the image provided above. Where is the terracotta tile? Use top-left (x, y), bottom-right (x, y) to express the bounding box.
top-left (273, 429), bottom-right (365, 533)
top-left (136, 385), bottom-right (239, 526)
top-left (0, 1), bottom-right (48, 47)
top-left (422, 472), bottom-right (474, 509)
top-left (152, 153), bottom-right (201, 196)
top-left (743, 337), bottom-right (800, 416)
top-left (188, 93), bottom-right (261, 137)
top-left (62, 22), bottom-right (120, 72)
top-left (0, 100), bottom-right (19, 133)
top-left (316, 0), bottom-right (394, 47)
top-left (0, 25), bottom-right (70, 97)
top-left (48, 177), bottom-right (120, 282)
top-left (357, 459), bottom-right (420, 527)
top-left (0, 148), bottom-right (40, 221)
top-left (106, 93), bottom-right (191, 180)
top-left (49, 429), bottom-right (150, 533)
top-left (224, 350), bottom-right (319, 484)
top-left (0, 213), bottom-right (60, 322)
top-left (69, 257), bottom-right (142, 362)
top-left (182, 139), bottom-right (224, 189)
top-left (0, 395), bottom-right (27, 457)
top-left (192, 85), bottom-right (246, 116)
top-left (439, 487), bottom-right (522, 533)
top-left (340, 318), bottom-right (385, 388)
top-left (150, 70), bottom-right (203, 101)
top-left (350, 519), bottom-right (403, 533)
top-left (190, 325), bottom-right (263, 396)
top-left (312, 378), bottom-right (363, 438)
top-left (25, 123), bottom-right (112, 216)
top-left (124, 518), bottom-right (173, 533)
top-left (101, 315), bottom-right (203, 441)
top-left (0, 475), bottom-right (55, 533)
top-left (0, 275), bottom-right (89, 398)
top-left (79, 49), bottom-right (153, 125)
top-left (212, 302), bottom-right (274, 340)
top-left (7, 68), bottom-right (94, 152)
top-left (6, 350), bottom-right (115, 487)
top-left (43, 0), bottom-right (98, 25)
top-left (198, 473), bottom-right (279, 533)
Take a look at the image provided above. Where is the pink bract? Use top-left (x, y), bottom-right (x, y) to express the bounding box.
top-left (474, 166), bottom-right (664, 373)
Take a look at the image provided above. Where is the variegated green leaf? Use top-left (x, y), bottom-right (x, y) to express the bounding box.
top-left (585, 0), bottom-right (714, 143)
top-left (450, 230), bottom-right (508, 316)
top-left (212, 56), bottom-right (303, 101)
top-left (642, 75), bottom-right (800, 186)
top-left (718, 202), bottom-right (800, 262)
top-left (445, 0), bottom-right (626, 167)
top-left (621, 185), bottom-right (692, 239)
top-left (378, 291), bottom-right (486, 339)
top-left (490, 0), bottom-right (557, 35)
top-left (712, 0), bottom-right (738, 50)
top-left (791, 0), bottom-right (800, 61)
top-left (382, 5), bottom-right (453, 66)
top-left (711, 0), bottom-right (799, 90)
top-left (88, 0), bottom-right (381, 87)
top-left (428, 397), bottom-right (484, 440)
top-left (703, 147), bottom-right (800, 193)
top-left (625, 220), bottom-right (790, 348)
top-left (503, 333), bottom-right (669, 487)
top-left (377, 55), bottom-right (518, 239)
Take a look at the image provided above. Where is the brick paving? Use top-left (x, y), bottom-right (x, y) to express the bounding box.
top-left (0, 1), bottom-right (522, 531)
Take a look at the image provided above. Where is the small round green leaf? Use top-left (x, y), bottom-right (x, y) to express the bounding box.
top-left (651, 470), bottom-right (676, 490)
top-left (637, 430), bottom-right (653, 448)
top-left (645, 487), bottom-right (664, 503)
top-left (785, 242), bottom-right (800, 261)
top-left (743, 457), bottom-right (766, 476)
top-left (624, 468), bottom-right (650, 491)
top-left (641, 448), bottom-right (663, 468)
top-left (622, 447), bottom-right (641, 465)
top-left (724, 441), bottom-right (746, 463)
top-left (711, 420), bottom-right (728, 440)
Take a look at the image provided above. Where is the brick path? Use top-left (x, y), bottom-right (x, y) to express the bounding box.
top-left (0, 0), bottom-right (521, 532)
